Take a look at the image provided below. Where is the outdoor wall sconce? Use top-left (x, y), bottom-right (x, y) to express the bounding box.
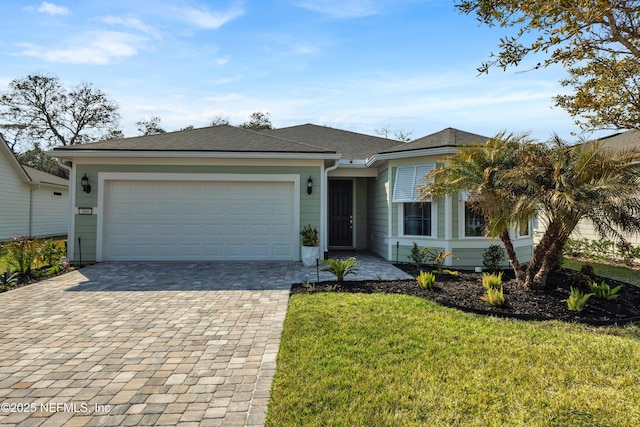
top-left (81, 174), bottom-right (91, 193)
top-left (307, 176), bottom-right (313, 195)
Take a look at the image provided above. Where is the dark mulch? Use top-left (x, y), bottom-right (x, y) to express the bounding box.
top-left (290, 265), bottom-right (640, 326)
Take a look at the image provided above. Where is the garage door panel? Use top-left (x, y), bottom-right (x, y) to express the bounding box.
top-left (104, 180), bottom-right (296, 261)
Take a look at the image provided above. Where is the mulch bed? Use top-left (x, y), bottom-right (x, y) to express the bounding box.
top-left (290, 265), bottom-right (640, 326)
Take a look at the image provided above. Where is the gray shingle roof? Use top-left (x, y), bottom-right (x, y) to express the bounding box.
top-left (22, 165), bottom-right (68, 187)
top-left (268, 124), bottom-right (402, 159)
top-left (379, 127), bottom-right (489, 154)
top-left (597, 129), bottom-right (640, 152)
top-left (51, 125), bottom-right (336, 154)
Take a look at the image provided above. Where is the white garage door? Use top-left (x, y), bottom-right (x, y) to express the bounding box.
top-left (103, 180), bottom-right (296, 261)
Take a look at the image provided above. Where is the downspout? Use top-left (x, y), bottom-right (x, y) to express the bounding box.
top-left (28, 182), bottom-right (39, 238)
top-left (56, 159), bottom-right (73, 261)
top-left (322, 160), bottom-right (340, 259)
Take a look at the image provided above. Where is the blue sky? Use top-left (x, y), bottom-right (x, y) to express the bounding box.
top-left (0, 0), bottom-right (612, 142)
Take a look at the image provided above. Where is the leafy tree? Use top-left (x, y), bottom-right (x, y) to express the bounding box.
top-left (136, 116), bottom-right (166, 135)
top-left (0, 74), bottom-right (120, 150)
top-left (456, 0), bottom-right (640, 131)
top-left (239, 111), bottom-right (274, 130)
top-left (421, 133), bottom-right (640, 289)
top-left (422, 132), bottom-right (533, 284)
top-left (16, 143), bottom-right (68, 178)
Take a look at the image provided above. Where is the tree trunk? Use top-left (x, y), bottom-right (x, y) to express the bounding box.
top-left (524, 221), bottom-right (561, 289)
top-left (499, 230), bottom-right (526, 284)
top-left (524, 219), bottom-right (575, 289)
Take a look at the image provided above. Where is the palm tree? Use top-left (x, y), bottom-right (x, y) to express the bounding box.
top-left (420, 132), bottom-right (534, 284)
top-left (507, 136), bottom-right (640, 289)
top-left (421, 133), bottom-right (640, 289)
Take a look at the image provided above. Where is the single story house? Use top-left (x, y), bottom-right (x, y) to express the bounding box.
top-left (48, 124), bottom-right (533, 268)
top-left (0, 134), bottom-right (69, 241)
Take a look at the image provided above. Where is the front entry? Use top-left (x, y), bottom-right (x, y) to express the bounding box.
top-left (328, 180), bottom-right (353, 247)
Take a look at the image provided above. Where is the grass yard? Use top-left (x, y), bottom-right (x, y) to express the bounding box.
top-left (562, 258), bottom-right (640, 286)
top-left (266, 293), bottom-right (640, 427)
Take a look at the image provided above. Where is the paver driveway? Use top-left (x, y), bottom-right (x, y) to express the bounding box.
top-left (0, 262), bottom-right (291, 427)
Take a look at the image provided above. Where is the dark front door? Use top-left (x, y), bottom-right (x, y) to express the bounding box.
top-left (329, 180), bottom-right (353, 247)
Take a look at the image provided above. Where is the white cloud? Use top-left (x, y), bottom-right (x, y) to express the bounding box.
top-left (37, 2), bottom-right (69, 16)
top-left (295, 0), bottom-right (379, 18)
top-left (97, 16), bottom-right (162, 39)
top-left (17, 31), bottom-right (144, 64)
top-left (179, 6), bottom-right (244, 29)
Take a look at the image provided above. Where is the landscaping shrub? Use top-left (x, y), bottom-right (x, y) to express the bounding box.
top-left (482, 272), bottom-right (503, 290)
top-left (588, 281), bottom-right (622, 300)
top-left (320, 257), bottom-right (359, 282)
top-left (408, 242), bottom-right (430, 269)
top-left (39, 239), bottom-right (65, 267)
top-left (482, 244), bottom-right (505, 272)
top-left (564, 237), bottom-right (640, 265)
top-left (481, 286), bottom-right (505, 306)
top-left (4, 235), bottom-right (42, 275)
top-left (565, 287), bottom-right (593, 312)
top-left (416, 270), bottom-right (436, 290)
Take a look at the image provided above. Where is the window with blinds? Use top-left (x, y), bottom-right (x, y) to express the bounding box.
top-left (392, 164), bottom-right (435, 202)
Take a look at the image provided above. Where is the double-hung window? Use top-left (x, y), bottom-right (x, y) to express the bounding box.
top-left (393, 165), bottom-right (435, 237)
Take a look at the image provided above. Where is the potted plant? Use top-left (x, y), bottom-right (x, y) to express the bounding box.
top-left (300, 224), bottom-right (319, 266)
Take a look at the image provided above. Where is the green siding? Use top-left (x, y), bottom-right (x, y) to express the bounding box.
top-left (367, 168), bottom-right (389, 258)
top-left (437, 198), bottom-right (445, 239)
top-left (74, 214), bottom-right (97, 263)
top-left (392, 244), bottom-right (445, 265)
top-left (74, 164), bottom-right (322, 262)
top-left (452, 197), bottom-right (459, 239)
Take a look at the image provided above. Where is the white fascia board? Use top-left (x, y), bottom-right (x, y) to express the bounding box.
top-left (329, 167), bottom-right (379, 177)
top-left (337, 159), bottom-right (368, 167)
top-left (46, 150), bottom-right (342, 161)
top-left (366, 147), bottom-right (460, 167)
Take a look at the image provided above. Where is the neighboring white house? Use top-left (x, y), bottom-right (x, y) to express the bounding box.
top-left (533, 129), bottom-right (640, 246)
top-left (0, 135), bottom-right (69, 241)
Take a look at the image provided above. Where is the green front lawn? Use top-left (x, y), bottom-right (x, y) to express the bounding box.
top-left (267, 293), bottom-right (640, 426)
top-left (562, 258), bottom-right (640, 287)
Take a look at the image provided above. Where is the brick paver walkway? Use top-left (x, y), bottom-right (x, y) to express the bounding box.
top-left (0, 255), bottom-right (411, 426)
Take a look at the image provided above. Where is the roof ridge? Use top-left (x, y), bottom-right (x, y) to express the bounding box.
top-left (238, 125), bottom-right (335, 152)
top-left (274, 123), bottom-right (404, 143)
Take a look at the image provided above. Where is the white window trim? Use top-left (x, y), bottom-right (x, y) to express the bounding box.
top-left (517, 220), bottom-right (532, 238)
top-left (399, 201), bottom-right (437, 238)
top-left (459, 200), bottom-right (486, 239)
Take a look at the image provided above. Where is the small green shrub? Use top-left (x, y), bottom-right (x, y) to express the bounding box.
top-left (416, 270), bottom-right (436, 290)
top-left (300, 224), bottom-right (319, 246)
top-left (47, 264), bottom-right (65, 275)
top-left (408, 242), bottom-right (430, 269)
top-left (482, 272), bottom-right (503, 290)
top-left (5, 235), bottom-right (42, 275)
top-left (302, 280), bottom-right (315, 292)
top-left (0, 270), bottom-right (19, 291)
top-left (565, 287), bottom-right (594, 312)
top-left (320, 257), bottom-right (359, 282)
top-left (481, 286), bottom-right (505, 307)
top-left (482, 244), bottom-right (505, 272)
top-left (40, 239), bottom-right (65, 267)
top-left (588, 281), bottom-right (622, 300)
